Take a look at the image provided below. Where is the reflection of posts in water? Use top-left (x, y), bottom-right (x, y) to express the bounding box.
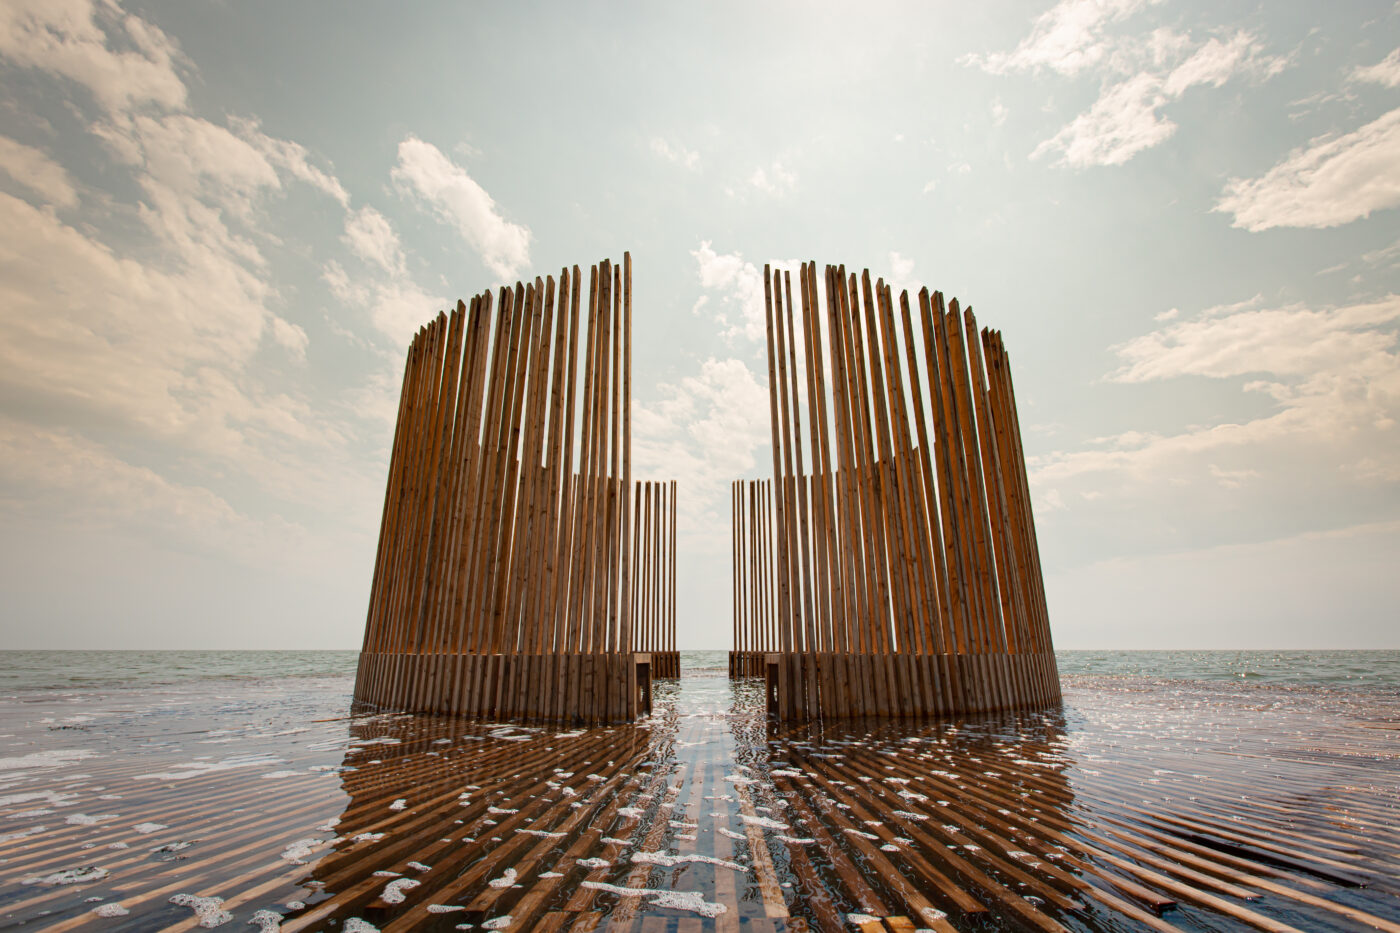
top-left (735, 262), bottom-right (1061, 720)
top-left (755, 713), bottom-right (1081, 929)
top-left (300, 714), bottom-right (664, 930)
top-left (352, 255), bottom-right (676, 723)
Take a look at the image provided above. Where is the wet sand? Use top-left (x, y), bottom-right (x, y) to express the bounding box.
top-left (0, 667), bottom-right (1396, 931)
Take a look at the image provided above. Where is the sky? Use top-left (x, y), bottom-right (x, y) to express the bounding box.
top-left (0, 0), bottom-right (1397, 651)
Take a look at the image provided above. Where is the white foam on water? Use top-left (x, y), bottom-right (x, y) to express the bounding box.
top-left (0, 791), bottom-right (77, 806)
top-left (372, 871), bottom-right (400, 877)
top-left (481, 916), bottom-right (512, 929)
top-left (248, 908), bottom-right (282, 931)
top-left (91, 903), bottom-right (129, 917)
top-left (352, 832), bottom-right (385, 843)
top-left (65, 813), bottom-right (118, 825)
top-left (342, 920), bottom-right (379, 933)
top-left (407, 861), bottom-right (431, 871)
top-left (539, 871), bottom-right (563, 878)
top-left (380, 878), bottom-right (420, 904)
top-left (279, 838), bottom-right (321, 864)
top-left (516, 828), bottom-right (564, 838)
top-left (150, 841), bottom-right (193, 854)
top-left (777, 835), bottom-right (815, 844)
top-left (427, 905), bottom-right (466, 913)
top-left (631, 851), bottom-right (748, 872)
top-left (616, 806), bottom-right (643, 818)
top-left (0, 750), bottom-right (96, 771)
top-left (0, 825), bottom-right (45, 842)
top-left (169, 894), bottom-right (233, 928)
top-left (7, 807), bottom-right (54, 819)
top-left (647, 891), bottom-right (726, 918)
top-left (717, 826), bottom-right (745, 840)
top-left (738, 814), bottom-right (788, 830)
top-left (488, 868), bottom-right (517, 888)
top-left (576, 857), bottom-right (610, 869)
top-left (23, 865), bottom-right (109, 885)
top-left (133, 822), bottom-right (167, 833)
top-left (389, 799), bottom-right (407, 810)
top-left (487, 806), bottom-right (517, 814)
top-left (260, 771), bottom-right (302, 779)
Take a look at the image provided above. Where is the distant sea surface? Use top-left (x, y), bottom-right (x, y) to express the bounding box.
top-left (0, 647), bottom-right (1394, 692)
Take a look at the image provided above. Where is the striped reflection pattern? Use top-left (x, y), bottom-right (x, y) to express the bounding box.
top-left (354, 254), bottom-right (674, 722)
top-left (746, 262), bottom-right (1061, 719)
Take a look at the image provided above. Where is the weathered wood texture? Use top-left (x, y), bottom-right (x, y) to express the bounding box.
top-left (353, 255), bottom-right (670, 722)
top-left (735, 262), bottom-right (1061, 720)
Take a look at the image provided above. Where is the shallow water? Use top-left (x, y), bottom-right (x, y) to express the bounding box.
top-left (0, 664), bottom-right (1396, 931)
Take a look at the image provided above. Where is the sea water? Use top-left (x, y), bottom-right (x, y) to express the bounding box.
top-left (0, 648), bottom-right (1394, 692)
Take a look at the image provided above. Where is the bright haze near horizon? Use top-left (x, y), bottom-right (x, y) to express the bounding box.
top-left (1, 1), bottom-right (1397, 652)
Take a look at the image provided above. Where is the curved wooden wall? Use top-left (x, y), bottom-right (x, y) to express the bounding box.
top-left (738, 261), bottom-right (1061, 719)
top-left (354, 255), bottom-right (669, 723)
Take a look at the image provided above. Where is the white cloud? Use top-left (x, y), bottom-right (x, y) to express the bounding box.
top-left (634, 358), bottom-right (771, 555)
top-left (963, 0), bottom-right (1153, 77)
top-left (1033, 72), bottom-right (1174, 166)
top-left (990, 97), bottom-right (1009, 126)
top-left (1034, 295), bottom-right (1400, 499)
top-left (342, 205), bottom-right (406, 275)
top-left (325, 258), bottom-right (446, 348)
top-left (691, 241), bottom-right (767, 343)
top-left (887, 251), bottom-right (918, 299)
top-left (1216, 107), bottom-right (1400, 231)
top-left (0, 0), bottom-right (393, 526)
top-left (889, 251), bottom-right (915, 282)
top-left (269, 317), bottom-right (309, 361)
top-left (0, 0), bottom-right (188, 114)
top-left (973, 0), bottom-right (1286, 168)
top-left (392, 135), bottom-right (530, 280)
top-left (0, 135), bottom-right (78, 207)
top-left (749, 160), bottom-right (797, 195)
top-left (233, 117), bottom-right (349, 206)
top-left (1162, 31), bottom-right (1273, 96)
top-left (1352, 48), bottom-right (1400, 88)
top-left (1033, 31), bottom-right (1280, 167)
top-left (1109, 296), bottom-right (1400, 383)
top-left (0, 415), bottom-right (299, 564)
top-left (650, 136), bottom-right (700, 170)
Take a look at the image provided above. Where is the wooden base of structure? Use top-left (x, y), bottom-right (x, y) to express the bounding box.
top-left (650, 650), bottom-right (680, 679)
top-left (763, 651), bottom-right (1060, 720)
top-left (729, 650), bottom-right (767, 678)
top-left (354, 652), bottom-right (652, 724)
